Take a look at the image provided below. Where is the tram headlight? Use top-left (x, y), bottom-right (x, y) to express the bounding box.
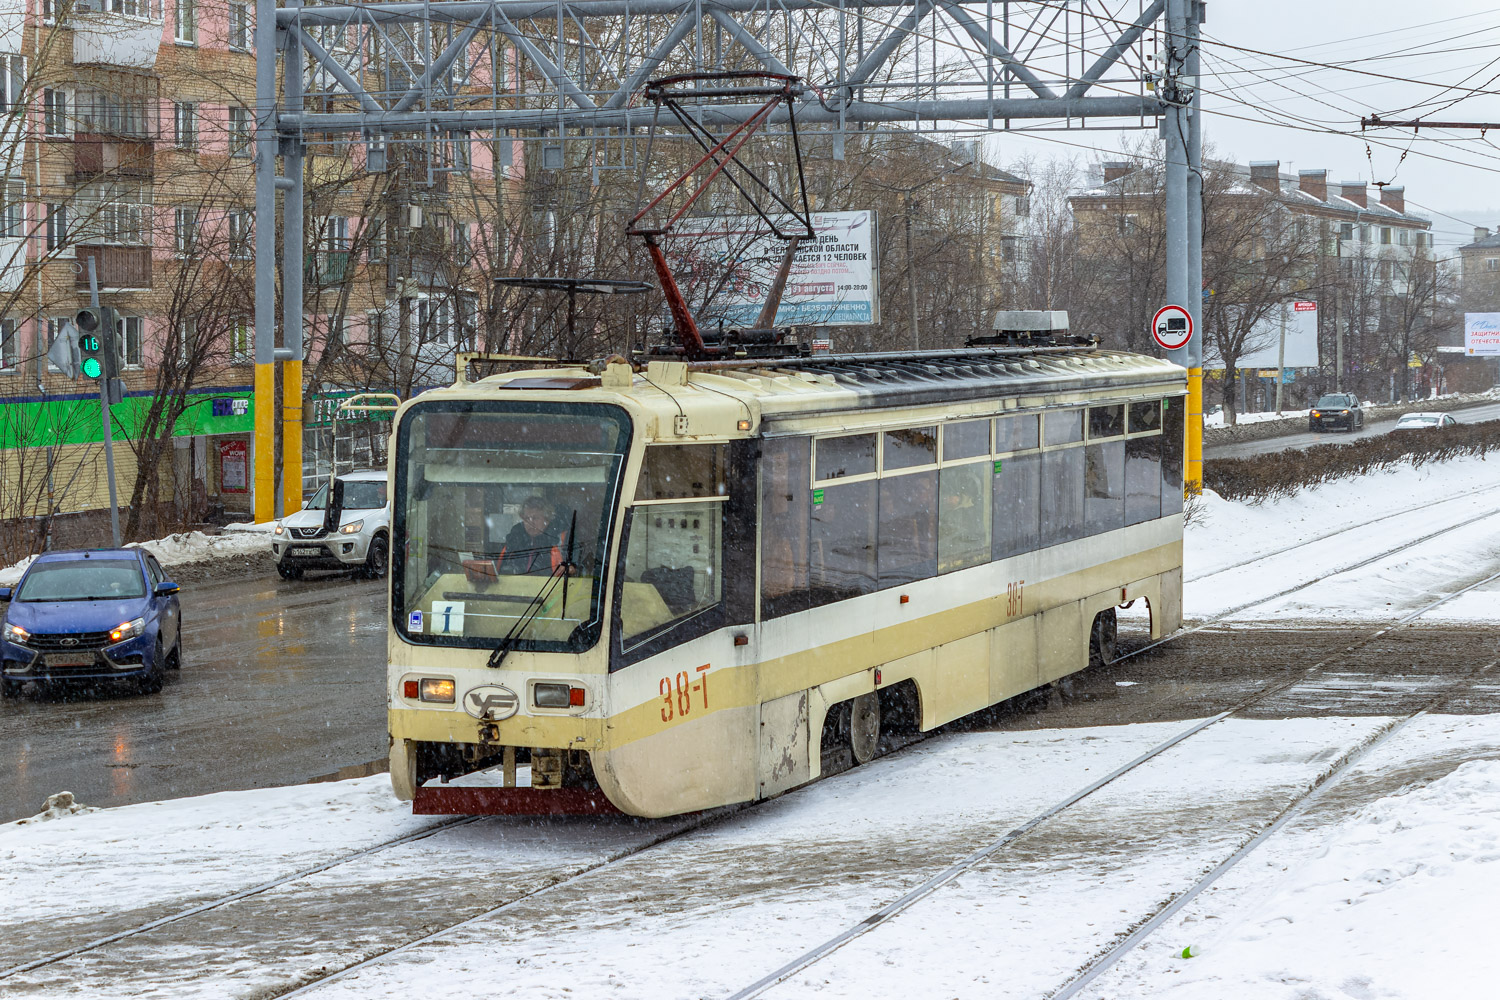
top-left (534, 682), bottom-right (585, 708)
top-left (419, 678), bottom-right (455, 703)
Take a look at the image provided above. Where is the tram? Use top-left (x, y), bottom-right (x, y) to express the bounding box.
top-left (386, 339), bottom-right (1186, 817)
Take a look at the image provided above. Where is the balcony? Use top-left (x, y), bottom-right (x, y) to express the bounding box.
top-left (306, 251), bottom-right (352, 286)
top-left (74, 244), bottom-right (152, 290)
top-left (73, 133), bottom-right (155, 180)
top-left (73, 12), bottom-right (164, 70)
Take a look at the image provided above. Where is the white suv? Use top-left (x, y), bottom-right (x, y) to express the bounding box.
top-left (272, 470), bottom-right (390, 580)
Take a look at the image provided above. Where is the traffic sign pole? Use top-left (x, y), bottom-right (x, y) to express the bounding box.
top-left (87, 257), bottom-right (122, 548)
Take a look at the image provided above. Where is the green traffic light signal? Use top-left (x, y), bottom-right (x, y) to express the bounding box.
top-left (79, 331), bottom-right (104, 380)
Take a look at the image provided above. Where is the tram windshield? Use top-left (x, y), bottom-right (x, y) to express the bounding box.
top-left (392, 400), bottom-right (631, 652)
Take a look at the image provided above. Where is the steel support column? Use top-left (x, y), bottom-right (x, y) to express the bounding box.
top-left (281, 0), bottom-right (306, 515)
top-left (1184, 0), bottom-right (1203, 493)
top-left (253, 0), bottom-right (278, 524)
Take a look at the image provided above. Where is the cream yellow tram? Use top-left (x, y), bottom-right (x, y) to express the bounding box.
top-left (386, 347), bottom-right (1186, 817)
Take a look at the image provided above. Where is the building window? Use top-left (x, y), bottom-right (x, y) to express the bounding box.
top-left (42, 0), bottom-right (68, 23)
top-left (118, 315), bottom-right (143, 369)
top-left (174, 207), bottom-right (198, 254)
top-left (365, 218), bottom-right (384, 261)
top-left (45, 204), bottom-right (67, 250)
top-left (228, 2), bottom-right (250, 49)
top-left (0, 318), bottom-right (16, 371)
top-left (0, 56), bottom-right (25, 115)
top-left (176, 318), bottom-right (195, 362)
top-left (174, 101), bottom-right (197, 149)
top-left (111, 0), bottom-right (160, 17)
top-left (452, 221), bottom-right (470, 260)
top-left (1380, 227), bottom-right (1392, 245)
top-left (366, 309), bottom-right (388, 352)
top-left (228, 106), bottom-right (251, 157)
top-left (174, 0), bottom-right (196, 43)
top-left (1398, 230), bottom-right (1409, 247)
top-left (0, 180), bottom-right (23, 238)
top-left (1359, 224), bottom-right (1370, 242)
top-left (321, 215), bottom-right (348, 251)
top-left (43, 89), bottom-right (68, 136)
top-left (1339, 222), bottom-right (1353, 241)
top-left (1487, 259), bottom-right (1499, 272)
top-left (230, 315), bottom-right (252, 364)
top-left (228, 208), bottom-right (252, 258)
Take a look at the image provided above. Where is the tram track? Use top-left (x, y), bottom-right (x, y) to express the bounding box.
top-left (718, 566), bottom-right (1500, 1000)
top-left (1119, 499), bottom-right (1500, 665)
top-left (1182, 481), bottom-right (1499, 586)
top-left (9, 501), bottom-right (1499, 996)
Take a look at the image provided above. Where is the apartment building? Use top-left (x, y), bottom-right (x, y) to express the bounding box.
top-left (0, 0), bottom-right (509, 543)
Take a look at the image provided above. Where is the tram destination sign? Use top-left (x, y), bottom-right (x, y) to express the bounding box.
top-left (671, 211), bottom-right (879, 327)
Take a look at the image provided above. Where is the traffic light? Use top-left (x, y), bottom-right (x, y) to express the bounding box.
top-left (76, 305), bottom-right (124, 403)
top-left (76, 306), bottom-right (106, 380)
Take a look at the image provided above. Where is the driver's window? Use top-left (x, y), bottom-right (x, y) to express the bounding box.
top-left (619, 502), bottom-right (723, 650)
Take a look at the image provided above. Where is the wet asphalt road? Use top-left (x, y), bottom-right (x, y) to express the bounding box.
top-left (1205, 401), bottom-right (1500, 461)
top-left (0, 570), bottom-right (389, 823)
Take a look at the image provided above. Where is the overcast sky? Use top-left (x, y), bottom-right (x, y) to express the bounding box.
top-left (989, 0), bottom-right (1500, 256)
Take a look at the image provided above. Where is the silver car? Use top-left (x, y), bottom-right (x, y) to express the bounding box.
top-left (272, 470), bottom-right (390, 580)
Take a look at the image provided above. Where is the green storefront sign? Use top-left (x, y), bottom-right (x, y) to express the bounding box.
top-left (0, 388), bottom-right (255, 450)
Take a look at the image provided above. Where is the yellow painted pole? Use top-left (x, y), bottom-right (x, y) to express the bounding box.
top-left (1186, 367), bottom-right (1203, 495)
top-left (253, 361), bottom-right (276, 523)
top-left (282, 359), bottom-right (303, 513)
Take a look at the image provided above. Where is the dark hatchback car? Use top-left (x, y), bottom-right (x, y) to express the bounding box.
top-left (0, 549), bottom-right (182, 697)
top-left (1309, 393), bottom-right (1365, 432)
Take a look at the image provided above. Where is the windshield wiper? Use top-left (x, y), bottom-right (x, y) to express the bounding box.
top-left (487, 514), bottom-right (579, 670)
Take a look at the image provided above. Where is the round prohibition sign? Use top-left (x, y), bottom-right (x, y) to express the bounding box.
top-left (1151, 304), bottom-right (1193, 351)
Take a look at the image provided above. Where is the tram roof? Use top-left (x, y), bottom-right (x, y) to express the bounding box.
top-left (707, 347), bottom-right (1185, 415)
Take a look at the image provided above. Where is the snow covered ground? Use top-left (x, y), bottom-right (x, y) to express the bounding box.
top-left (0, 521), bottom-right (273, 588)
top-left (5, 462), bottom-right (1500, 997)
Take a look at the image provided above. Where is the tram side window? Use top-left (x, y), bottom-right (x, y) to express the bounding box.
top-left (1125, 435), bottom-right (1163, 525)
top-left (1129, 399), bottom-right (1162, 434)
top-left (1162, 397), bottom-right (1185, 515)
top-left (1044, 409), bottom-right (1083, 447)
top-left (993, 452), bottom-right (1041, 559)
top-left (816, 433), bottom-right (876, 480)
top-left (810, 481), bottom-right (877, 604)
top-left (761, 437), bottom-right (811, 619)
top-left (1084, 441), bottom-right (1125, 535)
top-left (1089, 405), bottom-right (1125, 439)
top-left (944, 419), bottom-right (990, 460)
top-left (939, 461), bottom-right (991, 572)
top-left (1040, 447), bottom-right (1085, 545)
top-left (878, 471), bottom-right (936, 587)
top-left (617, 502), bottom-right (724, 651)
top-left (996, 414), bottom-right (1039, 452)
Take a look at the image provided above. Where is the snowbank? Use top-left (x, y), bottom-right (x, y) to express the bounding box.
top-left (0, 522), bottom-right (274, 587)
top-left (1184, 455), bottom-right (1500, 621)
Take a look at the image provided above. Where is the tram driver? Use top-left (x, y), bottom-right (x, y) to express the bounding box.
top-left (463, 496), bottom-right (573, 581)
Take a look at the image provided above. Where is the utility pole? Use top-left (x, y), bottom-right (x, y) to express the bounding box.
top-left (904, 196), bottom-right (920, 350)
top-left (87, 258), bottom-right (121, 548)
top-left (1336, 287), bottom-right (1344, 391)
top-left (1275, 302), bottom-right (1287, 414)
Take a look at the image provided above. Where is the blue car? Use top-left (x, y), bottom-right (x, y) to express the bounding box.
top-left (0, 549), bottom-right (182, 697)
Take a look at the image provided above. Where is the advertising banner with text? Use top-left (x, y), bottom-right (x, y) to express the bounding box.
top-left (1464, 313), bottom-right (1500, 356)
top-left (671, 211), bottom-right (879, 327)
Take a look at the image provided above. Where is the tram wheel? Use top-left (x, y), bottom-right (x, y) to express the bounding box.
top-left (848, 692), bottom-right (881, 765)
top-left (1088, 608), bottom-right (1118, 668)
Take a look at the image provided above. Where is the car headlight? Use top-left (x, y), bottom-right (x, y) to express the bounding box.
top-left (1340, 409), bottom-right (1349, 414)
top-left (274, 523), bottom-right (284, 535)
top-left (109, 618), bottom-right (146, 643)
top-left (340, 519), bottom-right (365, 535)
top-left (4, 622), bottom-right (28, 645)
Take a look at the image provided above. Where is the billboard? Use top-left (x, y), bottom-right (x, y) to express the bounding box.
top-left (1464, 313), bottom-right (1500, 356)
top-left (671, 211), bottom-right (879, 327)
top-left (1204, 300), bottom-right (1319, 369)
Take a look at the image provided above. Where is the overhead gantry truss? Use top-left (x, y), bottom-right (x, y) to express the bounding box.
top-left (267, 0), bottom-right (1169, 137)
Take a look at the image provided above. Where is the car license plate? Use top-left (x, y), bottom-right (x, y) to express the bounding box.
top-left (292, 546), bottom-right (321, 556)
top-left (45, 653), bottom-right (94, 667)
